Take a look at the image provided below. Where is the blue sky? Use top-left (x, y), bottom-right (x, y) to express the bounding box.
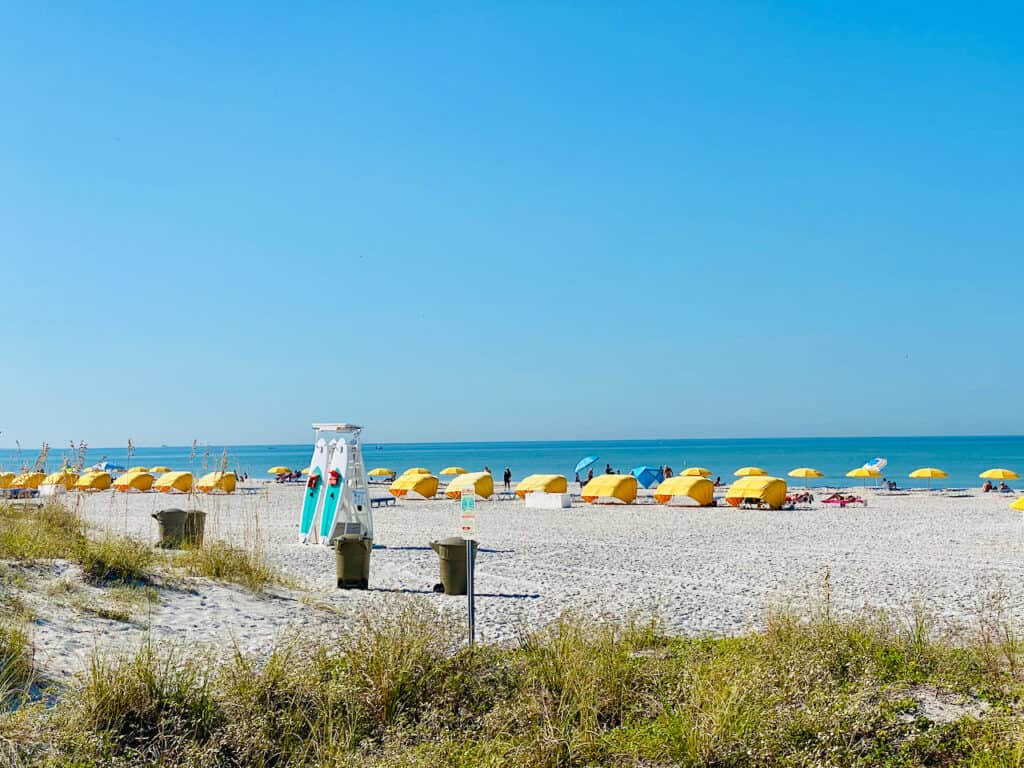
top-left (2, 2), bottom-right (1022, 447)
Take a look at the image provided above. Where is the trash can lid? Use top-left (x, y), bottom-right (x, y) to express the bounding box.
top-left (434, 536), bottom-right (466, 546)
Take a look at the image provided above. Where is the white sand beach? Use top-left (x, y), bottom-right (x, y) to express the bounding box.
top-left (17, 484), bottom-right (1024, 681)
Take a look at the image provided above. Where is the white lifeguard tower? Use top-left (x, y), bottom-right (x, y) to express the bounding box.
top-left (307, 423), bottom-right (374, 544)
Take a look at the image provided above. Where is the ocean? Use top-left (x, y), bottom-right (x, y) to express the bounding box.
top-left (2, 435), bottom-right (1022, 490)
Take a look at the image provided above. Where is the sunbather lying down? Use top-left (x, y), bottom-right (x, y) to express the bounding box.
top-left (823, 493), bottom-right (867, 507)
top-left (786, 492), bottom-right (814, 504)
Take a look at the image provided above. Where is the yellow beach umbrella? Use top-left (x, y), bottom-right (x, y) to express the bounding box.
top-left (402, 467), bottom-right (432, 476)
top-left (980, 468), bottom-right (1019, 480)
top-left (149, 466), bottom-right (171, 473)
top-left (300, 467), bottom-right (311, 475)
top-left (127, 466), bottom-right (149, 473)
top-left (267, 465), bottom-right (292, 475)
top-left (734, 467), bottom-right (767, 477)
top-left (909, 467), bottom-right (948, 490)
top-left (1011, 497), bottom-right (1024, 511)
top-left (846, 467), bottom-right (881, 487)
top-left (909, 467), bottom-right (948, 479)
top-left (681, 467), bottom-right (712, 477)
top-left (788, 467), bottom-right (823, 478)
top-left (846, 467), bottom-right (880, 478)
top-left (440, 466), bottom-right (467, 476)
top-left (368, 467), bottom-right (395, 477)
top-left (788, 467), bottom-right (824, 488)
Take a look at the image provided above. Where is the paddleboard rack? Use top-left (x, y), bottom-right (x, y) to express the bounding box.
top-left (302, 423), bottom-right (373, 545)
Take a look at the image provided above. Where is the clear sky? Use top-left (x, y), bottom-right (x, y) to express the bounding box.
top-left (3, 2), bottom-right (1022, 448)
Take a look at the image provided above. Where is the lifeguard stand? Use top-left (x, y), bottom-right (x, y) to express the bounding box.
top-left (309, 423), bottom-right (374, 544)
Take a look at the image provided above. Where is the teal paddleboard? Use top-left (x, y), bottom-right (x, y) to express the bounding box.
top-left (319, 444), bottom-right (347, 541)
top-left (299, 467), bottom-right (323, 542)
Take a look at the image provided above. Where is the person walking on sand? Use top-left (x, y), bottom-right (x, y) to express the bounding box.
top-left (503, 467), bottom-right (511, 491)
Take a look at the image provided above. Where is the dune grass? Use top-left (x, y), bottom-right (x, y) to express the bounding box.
top-left (0, 502), bottom-right (156, 587)
top-left (2, 601), bottom-right (1021, 767)
top-left (0, 622), bottom-right (33, 705)
top-left (0, 503), bottom-right (85, 562)
top-left (0, 503), bottom-right (282, 595)
top-left (174, 539), bottom-right (282, 593)
top-left (77, 535), bottom-right (156, 585)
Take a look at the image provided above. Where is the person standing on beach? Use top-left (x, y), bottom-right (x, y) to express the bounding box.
top-left (503, 467), bottom-right (511, 491)
top-left (587, 468), bottom-right (594, 482)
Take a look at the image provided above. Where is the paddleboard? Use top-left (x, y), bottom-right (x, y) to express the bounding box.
top-left (319, 441), bottom-right (349, 543)
top-left (299, 438), bottom-right (329, 543)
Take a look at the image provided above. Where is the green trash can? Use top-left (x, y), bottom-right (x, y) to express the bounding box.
top-left (430, 536), bottom-right (478, 595)
top-left (335, 535), bottom-right (372, 589)
top-left (152, 509), bottom-right (206, 549)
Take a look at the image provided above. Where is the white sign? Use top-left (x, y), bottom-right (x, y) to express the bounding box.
top-left (460, 491), bottom-right (476, 539)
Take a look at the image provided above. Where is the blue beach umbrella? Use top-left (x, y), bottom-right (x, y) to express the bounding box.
top-left (574, 455), bottom-right (599, 475)
top-left (92, 461), bottom-right (126, 473)
top-left (632, 465), bottom-right (665, 489)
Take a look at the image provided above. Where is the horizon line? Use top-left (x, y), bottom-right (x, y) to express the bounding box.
top-left (3, 432), bottom-right (1024, 452)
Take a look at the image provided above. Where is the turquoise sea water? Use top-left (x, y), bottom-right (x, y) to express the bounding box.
top-left (2, 436), bottom-right (1023, 490)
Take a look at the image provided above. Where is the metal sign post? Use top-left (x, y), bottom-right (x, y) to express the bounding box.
top-left (460, 490), bottom-right (477, 645)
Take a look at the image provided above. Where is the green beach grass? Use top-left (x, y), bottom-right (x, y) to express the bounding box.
top-left (0, 502), bottom-right (282, 593)
top-left (1, 602), bottom-right (1021, 767)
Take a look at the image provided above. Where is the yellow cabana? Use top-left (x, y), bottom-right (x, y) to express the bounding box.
top-left (389, 473), bottom-right (439, 499)
top-left (12, 472), bottom-right (46, 489)
top-left (0, 472), bottom-right (14, 489)
top-left (197, 471), bottom-right (236, 493)
top-left (515, 474), bottom-right (568, 499)
top-left (654, 476), bottom-right (715, 507)
top-left (581, 474), bottom-right (638, 505)
top-left (1011, 497), bottom-right (1024, 511)
top-left (42, 470), bottom-right (79, 490)
top-left (114, 472), bottom-right (154, 492)
top-left (368, 467), bottom-right (395, 477)
top-left (440, 466), bottom-right (467, 476)
top-left (725, 476), bottom-right (787, 510)
top-left (445, 471), bottom-right (494, 500)
top-left (155, 471), bottom-right (193, 493)
top-left (980, 468), bottom-right (1019, 480)
top-left (149, 466), bottom-right (172, 473)
top-left (402, 467), bottom-right (432, 476)
top-left (734, 467), bottom-right (767, 477)
top-left (75, 471), bottom-right (112, 492)
top-left (681, 467), bottom-right (712, 477)
top-left (267, 466), bottom-right (292, 475)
